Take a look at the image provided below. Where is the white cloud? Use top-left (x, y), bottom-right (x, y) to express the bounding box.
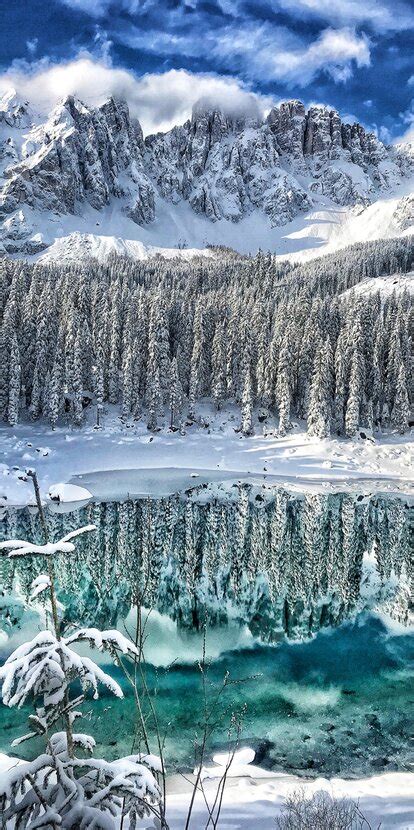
top-left (0, 58), bottom-right (272, 134)
top-left (26, 38), bottom-right (39, 56)
top-left (121, 21), bottom-right (370, 86)
top-left (58, 0), bottom-right (111, 17)
top-left (57, 0), bottom-right (157, 17)
top-left (397, 101), bottom-right (414, 144)
top-left (274, 0), bottom-right (414, 33)
top-left (210, 25), bottom-right (370, 85)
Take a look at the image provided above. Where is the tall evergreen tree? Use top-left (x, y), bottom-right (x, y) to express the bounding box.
top-left (72, 331), bottom-right (84, 426)
top-left (241, 368), bottom-right (253, 436)
top-left (169, 357), bottom-right (183, 429)
top-left (392, 362), bottom-right (410, 434)
top-left (307, 338), bottom-right (333, 438)
top-left (7, 334), bottom-right (21, 426)
top-left (48, 352), bottom-right (64, 428)
top-left (345, 350), bottom-right (362, 437)
top-left (122, 342), bottom-right (134, 418)
top-left (211, 321), bottom-right (226, 410)
top-left (276, 333), bottom-right (292, 437)
top-left (147, 367), bottom-right (162, 431)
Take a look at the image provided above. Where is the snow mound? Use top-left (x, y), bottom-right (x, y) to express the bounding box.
top-left (36, 232), bottom-right (214, 264)
top-left (213, 748), bottom-right (256, 768)
top-left (340, 271), bottom-right (414, 299)
top-left (48, 482), bottom-right (92, 503)
top-left (198, 747), bottom-right (273, 781)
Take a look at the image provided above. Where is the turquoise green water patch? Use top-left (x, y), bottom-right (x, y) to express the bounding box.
top-left (2, 614), bottom-right (413, 778)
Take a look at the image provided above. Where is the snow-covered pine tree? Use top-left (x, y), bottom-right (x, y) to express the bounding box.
top-left (7, 334), bottom-right (21, 426)
top-left (0, 321), bottom-right (8, 421)
top-left (95, 344), bottom-right (105, 425)
top-left (391, 362), bottom-right (410, 434)
top-left (147, 367), bottom-right (162, 431)
top-left (333, 329), bottom-right (347, 435)
top-left (122, 340), bottom-right (134, 418)
top-left (296, 307), bottom-right (316, 419)
top-left (188, 303), bottom-right (204, 421)
top-left (241, 367), bottom-right (253, 436)
top-left (108, 291), bottom-right (121, 405)
top-left (345, 350), bottom-right (362, 438)
top-left (307, 337), bottom-right (333, 438)
top-left (29, 362), bottom-right (42, 421)
top-left (211, 320), bottom-right (226, 410)
top-left (72, 329), bottom-right (84, 426)
top-left (276, 372), bottom-right (291, 437)
top-left (276, 332), bottom-right (292, 437)
top-left (169, 356), bottom-right (183, 429)
top-left (48, 338), bottom-right (64, 428)
top-left (372, 320), bottom-right (384, 428)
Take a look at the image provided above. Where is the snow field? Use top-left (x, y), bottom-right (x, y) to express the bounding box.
top-left (0, 405), bottom-right (412, 507)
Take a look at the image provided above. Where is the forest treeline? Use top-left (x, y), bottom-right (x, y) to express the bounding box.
top-left (0, 236), bottom-right (413, 437)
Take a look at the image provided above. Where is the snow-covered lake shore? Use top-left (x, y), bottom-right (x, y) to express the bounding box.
top-left (164, 767), bottom-right (414, 829)
top-left (0, 406), bottom-right (412, 506)
top-left (1, 750), bottom-right (413, 828)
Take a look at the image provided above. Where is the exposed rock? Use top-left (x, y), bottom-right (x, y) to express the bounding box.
top-left (393, 193), bottom-right (414, 230)
top-left (0, 92), bottom-right (156, 250)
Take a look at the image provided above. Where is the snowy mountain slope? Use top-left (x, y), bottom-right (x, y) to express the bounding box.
top-left (0, 88), bottom-right (413, 261)
top-left (340, 271), bottom-right (414, 299)
top-left (35, 231), bottom-right (215, 264)
top-left (30, 187), bottom-right (414, 265)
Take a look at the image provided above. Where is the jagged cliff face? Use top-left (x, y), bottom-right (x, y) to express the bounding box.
top-left (0, 91), bottom-right (155, 253)
top-left (146, 99), bottom-right (409, 226)
top-left (0, 89), bottom-right (413, 254)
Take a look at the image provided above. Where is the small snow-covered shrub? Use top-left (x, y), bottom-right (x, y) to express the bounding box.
top-left (276, 789), bottom-right (378, 830)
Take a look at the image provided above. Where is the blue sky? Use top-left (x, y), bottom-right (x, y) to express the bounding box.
top-left (1, 0), bottom-right (414, 140)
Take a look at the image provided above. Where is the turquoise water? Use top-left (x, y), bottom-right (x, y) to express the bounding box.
top-left (0, 486), bottom-right (413, 777)
top-left (1, 614), bottom-right (413, 778)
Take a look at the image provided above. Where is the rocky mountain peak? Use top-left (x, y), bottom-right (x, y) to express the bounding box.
top-left (0, 91), bottom-right (412, 256)
top-left (0, 88), bottom-right (32, 129)
top-left (190, 98), bottom-right (259, 135)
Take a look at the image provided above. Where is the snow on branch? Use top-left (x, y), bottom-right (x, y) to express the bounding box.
top-left (66, 628), bottom-right (139, 657)
top-left (30, 574), bottom-right (51, 600)
top-left (0, 524), bottom-right (96, 558)
top-left (49, 730), bottom-right (96, 756)
top-left (0, 749), bottom-right (160, 828)
top-left (0, 630), bottom-right (125, 709)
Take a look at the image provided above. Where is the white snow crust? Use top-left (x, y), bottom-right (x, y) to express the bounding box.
top-left (0, 405), bottom-right (412, 507)
top-left (0, 751), bottom-right (412, 829)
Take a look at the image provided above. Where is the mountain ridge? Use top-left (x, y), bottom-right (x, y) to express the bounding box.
top-left (0, 89), bottom-right (413, 260)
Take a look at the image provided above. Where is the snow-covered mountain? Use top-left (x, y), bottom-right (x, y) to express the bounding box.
top-left (0, 88), bottom-right (413, 261)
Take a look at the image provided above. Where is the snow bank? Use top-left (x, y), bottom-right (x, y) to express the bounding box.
top-left (35, 231), bottom-right (215, 265)
top-left (0, 748), bottom-right (411, 828)
top-left (165, 769), bottom-right (414, 829)
top-left (48, 482), bottom-right (92, 503)
top-left (341, 271), bottom-right (414, 299)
